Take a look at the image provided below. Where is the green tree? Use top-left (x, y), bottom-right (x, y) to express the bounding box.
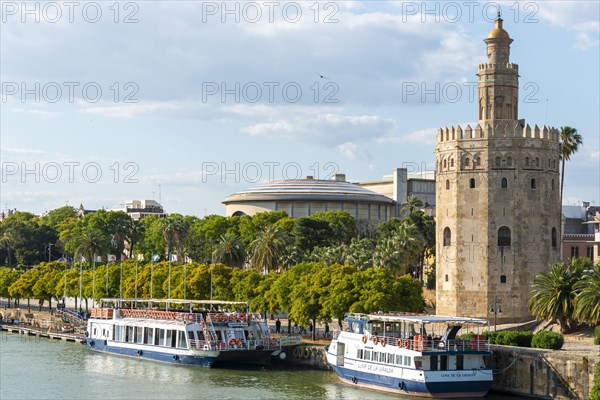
top-left (400, 195), bottom-right (423, 215)
top-left (249, 226), bottom-right (289, 273)
top-left (310, 210), bottom-right (356, 245)
top-left (559, 126), bottom-right (583, 207)
top-left (574, 262), bottom-right (600, 325)
top-left (212, 233), bottom-right (246, 268)
top-left (529, 260), bottom-right (584, 333)
top-left (0, 267), bottom-right (22, 306)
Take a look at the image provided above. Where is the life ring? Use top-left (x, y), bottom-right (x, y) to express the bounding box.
top-left (236, 338), bottom-right (243, 347)
top-left (293, 347), bottom-right (301, 358)
top-left (89, 341), bottom-right (95, 347)
top-left (351, 377), bottom-right (358, 384)
top-left (173, 354), bottom-right (179, 361)
top-left (187, 314), bottom-right (194, 322)
top-left (399, 381), bottom-right (406, 390)
top-left (137, 350), bottom-right (143, 356)
top-left (438, 340), bottom-right (445, 349)
top-left (361, 335), bottom-right (367, 344)
top-left (381, 338), bottom-right (387, 347)
top-left (303, 347), bottom-right (310, 359)
top-left (373, 336), bottom-right (378, 345)
top-left (397, 339), bottom-right (402, 347)
top-left (229, 338), bottom-right (237, 347)
top-left (403, 340), bottom-right (410, 349)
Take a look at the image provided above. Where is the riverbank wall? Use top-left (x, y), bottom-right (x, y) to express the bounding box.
top-left (490, 345), bottom-right (597, 399)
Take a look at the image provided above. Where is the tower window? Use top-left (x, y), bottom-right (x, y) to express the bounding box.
top-left (476, 157), bottom-right (481, 166)
top-left (507, 157), bottom-right (512, 166)
top-left (501, 177), bottom-right (508, 188)
top-left (535, 158), bottom-right (539, 167)
top-left (443, 159), bottom-right (447, 168)
top-left (525, 157), bottom-right (529, 167)
top-left (443, 227), bottom-right (451, 247)
top-left (551, 227), bottom-right (557, 248)
top-left (498, 227), bottom-right (511, 246)
top-left (551, 179), bottom-right (555, 190)
top-left (571, 247), bottom-right (579, 258)
top-left (500, 275), bottom-right (507, 283)
top-left (531, 178), bottom-right (536, 189)
top-left (450, 159), bottom-right (455, 168)
top-left (445, 274), bottom-right (449, 282)
top-left (446, 179), bottom-right (450, 190)
top-left (465, 157), bottom-right (470, 167)
top-left (469, 178), bottom-right (475, 188)
top-left (495, 157), bottom-right (501, 167)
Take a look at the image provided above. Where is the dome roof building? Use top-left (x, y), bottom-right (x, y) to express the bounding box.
top-left (223, 174), bottom-right (395, 222)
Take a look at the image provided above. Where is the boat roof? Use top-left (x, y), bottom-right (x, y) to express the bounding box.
top-left (99, 298), bottom-right (249, 307)
top-left (347, 312), bottom-right (489, 325)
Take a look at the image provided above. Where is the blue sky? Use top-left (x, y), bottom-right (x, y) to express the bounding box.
top-left (1, 1), bottom-right (598, 216)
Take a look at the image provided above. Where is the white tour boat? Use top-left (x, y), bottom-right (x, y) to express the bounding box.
top-left (326, 313), bottom-right (493, 398)
top-left (85, 298), bottom-right (301, 368)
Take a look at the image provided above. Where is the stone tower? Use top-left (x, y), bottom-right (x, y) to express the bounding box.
top-left (435, 18), bottom-right (561, 322)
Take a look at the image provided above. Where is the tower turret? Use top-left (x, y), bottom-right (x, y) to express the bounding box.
top-left (478, 15), bottom-right (519, 123)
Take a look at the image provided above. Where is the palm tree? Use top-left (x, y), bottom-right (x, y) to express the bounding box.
top-left (394, 221), bottom-right (426, 276)
top-left (162, 216), bottom-right (186, 260)
top-left (400, 195), bottom-right (423, 215)
top-left (574, 264), bottom-right (600, 325)
top-left (528, 260), bottom-right (584, 333)
top-left (559, 126), bottom-right (583, 206)
top-left (212, 233), bottom-right (246, 268)
top-left (74, 228), bottom-right (109, 268)
top-left (0, 229), bottom-right (16, 267)
top-left (127, 220), bottom-right (145, 259)
top-left (249, 226), bottom-right (289, 274)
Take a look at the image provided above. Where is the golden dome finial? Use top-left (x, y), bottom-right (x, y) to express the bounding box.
top-left (487, 13), bottom-right (510, 39)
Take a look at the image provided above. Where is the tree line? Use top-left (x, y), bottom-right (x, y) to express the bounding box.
top-left (0, 261), bottom-right (425, 339)
top-left (0, 195), bottom-right (435, 280)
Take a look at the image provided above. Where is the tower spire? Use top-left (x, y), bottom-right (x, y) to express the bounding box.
top-left (478, 18), bottom-right (518, 122)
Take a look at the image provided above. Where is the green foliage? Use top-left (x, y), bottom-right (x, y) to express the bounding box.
top-left (574, 263), bottom-right (600, 325)
top-left (426, 263), bottom-right (436, 290)
top-left (489, 330), bottom-right (533, 347)
top-left (595, 326), bottom-right (600, 346)
top-left (590, 360), bottom-right (600, 400)
top-left (531, 331), bottom-right (564, 350)
top-left (529, 260), bottom-right (584, 333)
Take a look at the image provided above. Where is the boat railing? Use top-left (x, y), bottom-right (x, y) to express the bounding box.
top-left (116, 309), bottom-right (203, 323)
top-left (206, 312), bottom-right (253, 324)
top-left (362, 333), bottom-right (490, 353)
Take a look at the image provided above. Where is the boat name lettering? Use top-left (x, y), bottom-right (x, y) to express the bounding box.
top-left (440, 372), bottom-right (477, 378)
top-left (356, 362), bottom-right (393, 374)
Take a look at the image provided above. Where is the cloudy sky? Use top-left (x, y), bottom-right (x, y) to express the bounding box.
top-left (1, 1), bottom-right (598, 216)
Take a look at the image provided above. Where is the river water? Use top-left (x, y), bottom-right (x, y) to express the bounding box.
top-left (0, 332), bottom-right (526, 400)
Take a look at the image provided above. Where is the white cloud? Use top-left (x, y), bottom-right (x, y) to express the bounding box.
top-left (9, 108), bottom-right (60, 118)
top-left (338, 142), bottom-right (357, 160)
top-left (377, 127), bottom-right (437, 145)
top-left (0, 146), bottom-right (46, 156)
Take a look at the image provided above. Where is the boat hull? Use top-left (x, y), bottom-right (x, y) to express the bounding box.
top-left (330, 364), bottom-right (492, 398)
top-left (85, 338), bottom-right (217, 367)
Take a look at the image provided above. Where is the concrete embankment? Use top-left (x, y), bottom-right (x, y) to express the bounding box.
top-left (283, 344), bottom-right (330, 370)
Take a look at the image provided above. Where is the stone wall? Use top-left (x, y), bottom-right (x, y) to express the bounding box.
top-left (490, 346), bottom-right (597, 399)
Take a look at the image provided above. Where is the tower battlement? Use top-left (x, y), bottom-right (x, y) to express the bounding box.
top-left (478, 63), bottom-right (518, 71)
top-left (437, 122), bottom-right (559, 143)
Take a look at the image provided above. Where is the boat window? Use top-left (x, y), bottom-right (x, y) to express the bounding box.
top-left (395, 355), bottom-right (402, 365)
top-left (147, 328), bottom-right (154, 345)
top-left (430, 355), bottom-right (437, 371)
top-left (414, 357), bottom-right (422, 370)
top-left (404, 356), bottom-right (412, 367)
top-left (127, 326), bottom-right (135, 343)
top-left (364, 350), bottom-right (371, 360)
top-left (178, 331), bottom-right (188, 349)
top-left (372, 352), bottom-right (378, 362)
top-left (357, 349), bottom-right (363, 359)
top-left (456, 355), bottom-right (464, 370)
top-left (187, 331), bottom-right (195, 341)
top-left (93, 327), bottom-right (97, 336)
top-left (197, 331), bottom-right (205, 341)
top-left (136, 327), bottom-right (144, 344)
top-left (387, 353), bottom-right (394, 364)
top-left (158, 329), bottom-right (165, 346)
top-left (379, 352), bottom-right (386, 363)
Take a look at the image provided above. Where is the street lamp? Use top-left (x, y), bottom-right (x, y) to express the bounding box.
top-left (489, 297), bottom-right (502, 332)
top-left (47, 243), bottom-right (54, 262)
